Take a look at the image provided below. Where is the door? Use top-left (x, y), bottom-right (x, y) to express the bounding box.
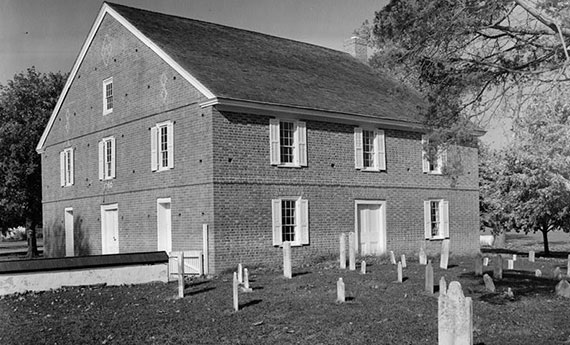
top-left (355, 201), bottom-right (386, 255)
top-left (157, 198), bottom-right (172, 252)
top-left (101, 204), bottom-right (119, 254)
top-left (64, 208), bottom-right (74, 257)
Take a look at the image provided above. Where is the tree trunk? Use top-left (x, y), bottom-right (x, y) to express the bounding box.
top-left (541, 229), bottom-right (550, 256)
top-left (26, 220), bottom-right (39, 258)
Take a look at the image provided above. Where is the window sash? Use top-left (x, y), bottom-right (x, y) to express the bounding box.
top-left (159, 125), bottom-right (169, 168)
top-left (103, 78), bottom-right (113, 114)
top-left (279, 121), bottom-right (295, 164)
top-left (281, 199), bottom-right (297, 242)
top-left (362, 130), bottom-right (375, 168)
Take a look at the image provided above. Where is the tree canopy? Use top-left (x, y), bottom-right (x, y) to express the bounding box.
top-left (0, 67), bottom-right (66, 255)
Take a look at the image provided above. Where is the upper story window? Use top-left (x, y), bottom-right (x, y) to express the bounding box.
top-left (354, 127), bottom-right (386, 171)
top-left (422, 134), bottom-right (446, 174)
top-left (60, 147), bottom-right (74, 187)
top-left (98, 136), bottom-right (116, 180)
top-left (103, 78), bottom-right (113, 115)
top-left (424, 199), bottom-right (449, 240)
top-left (151, 121), bottom-right (174, 171)
top-left (271, 197), bottom-right (309, 246)
top-left (269, 119), bottom-right (307, 167)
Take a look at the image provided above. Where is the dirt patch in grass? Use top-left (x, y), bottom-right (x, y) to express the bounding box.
top-left (1, 254), bottom-right (570, 345)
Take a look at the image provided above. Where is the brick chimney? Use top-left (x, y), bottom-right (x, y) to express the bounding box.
top-left (343, 36), bottom-right (368, 64)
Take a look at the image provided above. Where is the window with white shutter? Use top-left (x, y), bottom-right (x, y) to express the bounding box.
top-left (99, 137), bottom-right (116, 180)
top-left (151, 121), bottom-right (174, 172)
top-left (354, 127), bottom-right (386, 171)
top-left (103, 78), bottom-right (113, 115)
top-left (271, 197), bottom-right (309, 246)
top-left (269, 119), bottom-right (307, 167)
top-left (60, 147), bottom-right (74, 187)
top-left (423, 199), bottom-right (449, 240)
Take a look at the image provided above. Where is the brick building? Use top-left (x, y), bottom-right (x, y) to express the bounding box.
top-left (36, 2), bottom-right (482, 274)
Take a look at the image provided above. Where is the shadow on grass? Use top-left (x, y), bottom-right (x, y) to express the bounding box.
top-left (460, 270), bottom-right (558, 299)
top-left (240, 299), bottom-right (262, 309)
top-left (187, 287), bottom-right (216, 296)
top-left (482, 248), bottom-right (570, 259)
top-left (293, 271), bottom-right (310, 277)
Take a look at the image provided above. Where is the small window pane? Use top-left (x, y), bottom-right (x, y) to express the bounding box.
top-left (281, 200), bottom-right (296, 242)
top-left (362, 130), bottom-right (375, 168)
top-left (280, 121), bottom-right (295, 164)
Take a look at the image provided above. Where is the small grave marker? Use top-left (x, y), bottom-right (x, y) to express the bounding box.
top-left (361, 261), bottom-right (366, 275)
top-left (535, 269), bottom-right (542, 277)
top-left (242, 268), bottom-right (253, 292)
top-left (440, 239), bottom-right (450, 270)
top-left (483, 274), bottom-right (495, 293)
top-left (556, 279), bottom-right (570, 298)
top-left (483, 257), bottom-right (489, 266)
top-left (425, 260), bottom-right (434, 294)
top-left (337, 277), bottom-right (345, 303)
top-left (419, 247), bottom-right (427, 265)
top-left (390, 251), bottom-right (396, 265)
top-left (474, 253), bottom-right (483, 276)
top-left (494, 255), bottom-right (503, 280)
top-left (233, 272), bottom-right (239, 311)
top-left (401, 254), bottom-right (407, 268)
top-left (439, 276), bottom-right (447, 295)
top-left (177, 252), bottom-right (185, 299)
top-left (238, 263), bottom-right (244, 284)
top-left (529, 250), bottom-right (535, 262)
top-left (507, 259), bottom-right (514, 270)
top-left (506, 287), bottom-right (514, 299)
top-left (438, 281), bottom-right (473, 345)
top-left (348, 232), bottom-right (356, 271)
top-left (553, 267), bottom-right (562, 280)
top-left (283, 241), bottom-right (292, 279)
top-left (397, 262), bottom-right (403, 283)
top-left (339, 233), bottom-right (346, 269)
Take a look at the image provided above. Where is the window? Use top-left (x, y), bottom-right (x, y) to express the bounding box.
top-left (354, 127), bottom-right (386, 170)
top-left (98, 137), bottom-right (116, 180)
top-left (151, 121), bottom-right (174, 171)
top-left (424, 199), bottom-right (449, 240)
top-left (60, 147), bottom-right (74, 187)
top-left (103, 78), bottom-right (113, 115)
top-left (422, 134), bottom-right (446, 174)
top-left (271, 198), bottom-right (309, 246)
top-left (269, 119), bottom-right (307, 167)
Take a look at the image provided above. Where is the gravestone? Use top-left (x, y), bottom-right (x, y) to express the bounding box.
top-left (506, 287), bottom-right (514, 299)
top-left (401, 254), bottom-right (407, 268)
top-left (440, 239), bottom-right (450, 270)
top-left (348, 232), bottom-right (356, 271)
top-left (419, 247), bottom-right (427, 265)
top-left (483, 274), bottom-right (495, 293)
top-left (529, 250), bottom-right (535, 262)
top-left (474, 253), bottom-right (483, 276)
top-left (494, 255), bottom-right (503, 280)
top-left (339, 233), bottom-right (347, 269)
top-left (483, 257), bottom-right (489, 266)
top-left (390, 251), bottom-right (397, 265)
top-left (242, 268), bottom-right (253, 292)
top-left (283, 241), bottom-right (292, 279)
top-left (438, 281), bottom-right (473, 345)
top-left (337, 277), bottom-right (345, 303)
top-left (397, 262), bottom-right (403, 283)
top-left (425, 261), bottom-right (434, 294)
top-left (361, 261), bottom-right (366, 275)
top-left (233, 272), bottom-right (239, 311)
top-left (507, 259), bottom-right (514, 270)
top-left (177, 252), bottom-right (185, 299)
top-left (238, 263), bottom-right (244, 284)
top-left (535, 269), bottom-right (542, 277)
top-left (567, 254), bottom-right (570, 278)
top-left (553, 267), bottom-right (562, 280)
top-left (439, 276), bottom-right (447, 295)
top-left (555, 279), bottom-right (570, 298)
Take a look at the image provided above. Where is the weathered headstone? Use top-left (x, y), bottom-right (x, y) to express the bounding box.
top-left (474, 253), bottom-right (483, 276)
top-left (397, 262), bottom-right (403, 283)
top-left (283, 241), bottom-right (292, 279)
top-left (553, 267), bottom-right (562, 280)
top-left (339, 233), bottom-right (347, 269)
top-left (512, 254), bottom-right (517, 261)
top-left (438, 281), bottom-right (473, 345)
top-left (483, 257), bottom-right (489, 266)
top-left (439, 276), bottom-right (447, 295)
top-left (506, 287), bottom-right (514, 298)
top-left (177, 252), bottom-right (185, 299)
top-left (348, 232), bottom-right (356, 271)
top-left (529, 250), bottom-right (535, 262)
top-left (401, 254), bottom-right (407, 268)
top-left (337, 277), bottom-right (345, 303)
top-left (535, 269), bottom-right (542, 277)
top-left (425, 261), bottom-right (434, 294)
top-left (238, 263), bottom-right (244, 284)
top-left (494, 255), bottom-right (503, 280)
top-left (389, 251), bottom-right (396, 265)
top-left (242, 268), bottom-right (253, 292)
top-left (555, 279), bottom-right (570, 298)
top-left (483, 274), bottom-right (495, 293)
top-left (440, 239), bottom-right (450, 270)
top-left (361, 260), bottom-right (366, 275)
top-left (233, 272), bottom-right (239, 311)
top-left (507, 259), bottom-right (514, 270)
top-left (419, 247), bottom-right (427, 265)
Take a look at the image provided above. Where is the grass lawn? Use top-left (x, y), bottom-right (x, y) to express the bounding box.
top-left (1, 235), bottom-right (570, 345)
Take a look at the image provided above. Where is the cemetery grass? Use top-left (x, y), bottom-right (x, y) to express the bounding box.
top-left (2, 254), bottom-right (570, 345)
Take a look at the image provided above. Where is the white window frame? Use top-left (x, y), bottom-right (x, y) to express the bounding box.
top-left (354, 127), bottom-right (386, 171)
top-left (103, 77), bottom-right (113, 115)
top-left (269, 119), bottom-right (307, 167)
top-left (424, 199), bottom-right (449, 240)
top-left (151, 121), bottom-right (174, 172)
top-left (60, 147), bottom-right (74, 187)
top-left (422, 134), bottom-right (446, 174)
top-left (98, 136), bottom-right (116, 180)
top-left (271, 197), bottom-right (309, 246)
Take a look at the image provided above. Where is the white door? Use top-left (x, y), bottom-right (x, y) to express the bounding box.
top-left (101, 204), bottom-right (119, 254)
top-left (356, 201), bottom-right (386, 255)
top-left (64, 208), bottom-right (74, 257)
top-left (157, 199), bottom-right (172, 252)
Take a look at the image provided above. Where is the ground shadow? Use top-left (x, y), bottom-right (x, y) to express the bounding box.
top-left (240, 299), bottom-right (262, 309)
top-left (293, 271), bottom-right (310, 277)
top-left (460, 270), bottom-right (559, 298)
top-left (186, 280), bottom-right (209, 288)
top-left (187, 287), bottom-right (216, 296)
top-left (482, 248), bottom-right (570, 259)
top-left (346, 296), bottom-right (355, 302)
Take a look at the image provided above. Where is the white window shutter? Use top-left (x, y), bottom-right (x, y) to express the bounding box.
top-left (354, 127), bottom-right (363, 169)
top-left (69, 148), bottom-right (74, 185)
top-left (150, 126), bottom-right (158, 171)
top-left (299, 199), bottom-right (309, 245)
top-left (269, 119), bottom-right (280, 165)
top-left (421, 134), bottom-right (430, 173)
top-left (271, 199), bottom-right (282, 246)
top-left (60, 151), bottom-right (65, 187)
top-left (442, 200), bottom-right (449, 238)
top-left (376, 129), bottom-right (386, 170)
top-left (424, 200), bottom-right (431, 239)
top-left (296, 121), bottom-right (307, 166)
top-left (167, 122), bottom-right (174, 169)
top-left (110, 137), bottom-right (116, 178)
top-left (98, 140), bottom-right (104, 180)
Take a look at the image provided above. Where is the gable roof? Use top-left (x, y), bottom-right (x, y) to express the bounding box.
top-left (37, 2), bottom-right (427, 153)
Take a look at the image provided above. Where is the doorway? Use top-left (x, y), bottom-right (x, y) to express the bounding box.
top-left (157, 198), bottom-right (172, 253)
top-left (355, 200), bottom-right (386, 255)
top-left (64, 207), bottom-right (74, 256)
top-left (101, 203), bottom-right (119, 254)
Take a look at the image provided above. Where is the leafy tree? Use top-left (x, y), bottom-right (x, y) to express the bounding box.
top-left (0, 67), bottom-right (66, 257)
